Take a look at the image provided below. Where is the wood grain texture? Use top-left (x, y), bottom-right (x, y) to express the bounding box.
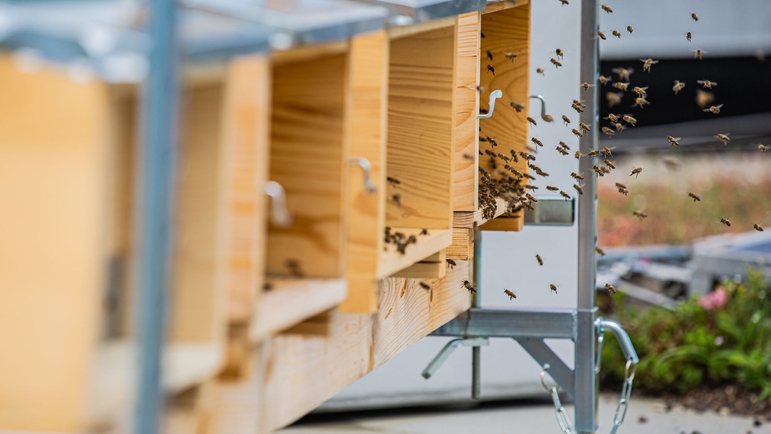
top-left (377, 228), bottom-right (453, 278)
top-left (267, 53), bottom-right (349, 277)
top-left (453, 197), bottom-right (509, 228)
top-left (0, 56), bottom-right (110, 431)
top-left (221, 56), bottom-right (272, 323)
top-left (479, 4), bottom-right (531, 231)
top-left (482, 0), bottom-right (530, 14)
top-left (262, 260), bottom-right (472, 431)
top-left (342, 31), bottom-right (388, 314)
top-left (392, 249), bottom-right (447, 278)
top-left (447, 228), bottom-right (473, 260)
top-left (453, 12), bottom-right (480, 211)
top-left (386, 24), bottom-right (456, 230)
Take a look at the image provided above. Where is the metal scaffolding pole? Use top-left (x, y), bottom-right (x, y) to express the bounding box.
top-left (135, 0), bottom-right (179, 433)
top-left (575, 0), bottom-right (601, 431)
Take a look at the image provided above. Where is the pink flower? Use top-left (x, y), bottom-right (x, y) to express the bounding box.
top-left (699, 287), bottom-right (728, 310)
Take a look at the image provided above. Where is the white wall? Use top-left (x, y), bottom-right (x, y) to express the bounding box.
top-left (321, 0), bottom-right (582, 410)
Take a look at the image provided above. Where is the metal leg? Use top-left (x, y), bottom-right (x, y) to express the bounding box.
top-left (471, 224), bottom-right (482, 399)
top-left (135, 1), bottom-right (179, 434)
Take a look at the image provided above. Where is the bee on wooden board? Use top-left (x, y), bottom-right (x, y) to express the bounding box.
top-left (391, 193), bottom-right (401, 207)
top-left (612, 30), bottom-right (621, 38)
top-left (755, 223), bottom-right (764, 232)
top-left (595, 246), bottom-right (606, 256)
top-left (562, 115), bottom-right (571, 125)
top-left (630, 167), bottom-right (643, 178)
top-left (613, 81), bottom-right (629, 91)
top-left (632, 97), bottom-right (650, 109)
top-left (461, 280), bottom-right (477, 294)
top-left (691, 12), bottom-right (699, 21)
top-left (420, 228), bottom-right (429, 235)
top-left (463, 153), bottom-right (474, 160)
top-left (550, 57), bottom-right (563, 68)
top-left (716, 133), bottom-right (731, 145)
top-left (720, 217), bottom-right (731, 227)
top-left (504, 289), bottom-right (517, 300)
top-left (550, 284), bottom-right (559, 294)
top-left (504, 52), bottom-right (518, 62)
top-left (537, 67), bottom-right (545, 76)
top-left (626, 25), bottom-right (634, 34)
top-left (263, 282), bottom-right (273, 291)
top-left (697, 79), bottom-right (717, 89)
top-left (602, 126), bottom-right (615, 137)
top-left (527, 116), bottom-right (538, 126)
top-left (622, 115), bottom-right (637, 126)
top-left (633, 86), bottom-right (648, 97)
top-left (692, 49), bottom-right (706, 60)
top-left (536, 254), bottom-right (544, 265)
top-left (546, 185), bottom-right (559, 192)
top-left (688, 192), bottom-right (701, 202)
top-left (486, 50), bottom-right (493, 61)
top-left (487, 64), bottom-right (495, 75)
top-left (560, 191), bottom-right (571, 200)
top-left (605, 283), bottom-right (617, 295)
top-left (685, 31), bottom-right (692, 42)
top-left (612, 67), bottom-right (633, 82)
top-left (704, 104), bottom-right (723, 114)
top-left (597, 31), bottom-right (606, 40)
top-left (387, 176), bottom-right (401, 187)
top-left (285, 258), bottom-right (304, 278)
top-left (633, 210), bottom-right (648, 221)
top-left (510, 101), bottom-right (525, 112)
top-left (672, 80), bottom-right (686, 94)
top-left (419, 281), bottom-right (431, 290)
top-left (667, 136), bottom-right (681, 147)
top-left (599, 75), bottom-right (612, 85)
top-left (607, 92), bottom-right (623, 108)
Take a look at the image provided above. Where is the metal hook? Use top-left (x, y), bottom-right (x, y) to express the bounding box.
top-left (529, 94), bottom-right (553, 122)
top-left (478, 90), bottom-right (503, 119)
top-left (349, 157), bottom-right (376, 193)
top-left (540, 363), bottom-right (557, 392)
top-left (263, 181), bottom-right (293, 227)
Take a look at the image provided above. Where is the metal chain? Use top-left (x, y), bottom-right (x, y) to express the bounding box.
top-left (609, 359), bottom-right (637, 434)
top-left (541, 365), bottom-right (575, 434)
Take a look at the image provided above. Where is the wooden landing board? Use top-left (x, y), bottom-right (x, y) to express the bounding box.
top-left (267, 52), bottom-right (349, 278)
top-left (261, 260), bottom-right (473, 431)
top-left (478, 3), bottom-right (531, 232)
top-left (377, 228), bottom-right (453, 278)
top-left (386, 23), bottom-right (456, 230)
top-left (392, 249), bottom-right (448, 279)
top-left (342, 31), bottom-right (389, 314)
top-left (453, 12), bottom-right (480, 211)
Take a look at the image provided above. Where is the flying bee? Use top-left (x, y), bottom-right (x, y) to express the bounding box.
top-left (759, 144), bottom-right (766, 153)
top-left (622, 114), bottom-right (637, 126)
top-left (531, 137), bottom-right (543, 147)
top-left (691, 12), bottom-right (699, 21)
top-left (575, 151), bottom-right (582, 159)
top-left (613, 81), bottom-right (629, 91)
top-left (572, 103), bottom-right (585, 113)
top-left (536, 254), bottom-right (544, 265)
top-left (536, 67), bottom-right (545, 75)
top-left (550, 57), bottom-right (563, 68)
top-left (696, 89), bottom-right (715, 109)
top-left (597, 31), bottom-right (606, 40)
top-left (601, 4), bottom-right (613, 13)
top-left (562, 115), bottom-right (571, 125)
top-left (630, 167), bottom-right (643, 178)
top-left (525, 192), bottom-right (538, 202)
top-left (419, 281), bottom-right (431, 290)
top-left (546, 185), bottom-right (559, 192)
top-left (579, 122), bottom-right (591, 133)
top-left (391, 193), bottom-right (401, 207)
top-left (581, 82), bottom-right (595, 91)
top-left (685, 31), bottom-right (692, 42)
top-left (633, 86), bottom-right (648, 97)
top-left (672, 80), bottom-right (686, 94)
top-left (420, 228), bottom-right (429, 235)
top-left (612, 30), bottom-right (621, 38)
top-left (559, 141), bottom-right (570, 150)
top-left (461, 280), bottom-right (477, 294)
top-left (626, 25), bottom-right (634, 33)
top-left (618, 187), bottom-right (630, 196)
top-left (697, 79), bottom-right (717, 89)
top-left (572, 128), bottom-right (583, 138)
top-left (573, 184), bottom-right (584, 195)
top-left (555, 48), bottom-right (565, 59)
top-left (601, 146), bottom-right (616, 157)
top-left (593, 165), bottom-right (604, 176)
top-left (606, 92), bottom-right (624, 108)
top-left (667, 136), bottom-right (681, 147)
top-left (715, 133), bottom-right (731, 145)
top-left (571, 172), bottom-right (584, 181)
top-left (549, 284), bottom-right (558, 294)
top-left (692, 49), bottom-right (706, 59)
top-left (387, 176), bottom-right (401, 187)
top-left (754, 223), bottom-right (764, 232)
top-left (504, 52), bottom-right (518, 62)
top-left (559, 0), bottom-right (569, 5)
top-left (605, 283), bottom-right (617, 295)
top-left (640, 58), bottom-right (659, 72)
top-left (527, 117), bottom-right (538, 126)
top-left (613, 122), bottom-right (626, 133)
top-left (604, 159), bottom-right (616, 169)
top-left (704, 104), bottom-right (723, 114)
top-left (688, 192), bottom-right (701, 202)
top-left (601, 166), bottom-right (610, 175)
top-left (605, 113), bottom-right (620, 123)
top-left (504, 289), bottom-right (517, 300)
top-left (588, 149), bottom-right (601, 157)
top-left (615, 182), bottom-right (627, 189)
top-left (510, 101), bottom-right (525, 112)
top-left (560, 191), bottom-right (571, 200)
top-left (602, 126), bottom-right (616, 137)
top-left (720, 218), bottom-right (731, 227)
top-left (595, 246), bottom-right (606, 256)
top-left (632, 97), bottom-right (650, 108)
top-left (633, 210), bottom-right (648, 220)
top-left (662, 157), bottom-right (680, 171)
top-left (446, 259), bottom-right (456, 269)
top-left (486, 50), bottom-right (493, 61)
top-left (612, 67), bottom-right (633, 81)
top-left (524, 184), bottom-right (539, 191)
top-left (599, 75), bottom-right (612, 85)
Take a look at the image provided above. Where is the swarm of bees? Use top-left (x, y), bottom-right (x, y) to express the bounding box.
top-left (383, 226), bottom-right (418, 255)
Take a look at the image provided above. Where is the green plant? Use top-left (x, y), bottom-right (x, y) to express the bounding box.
top-left (600, 270), bottom-right (771, 398)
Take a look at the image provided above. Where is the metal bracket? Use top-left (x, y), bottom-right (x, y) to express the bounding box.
top-left (422, 337), bottom-right (489, 379)
top-left (478, 89), bottom-right (502, 119)
top-left (349, 157), bottom-right (376, 193)
top-left (517, 339), bottom-right (575, 400)
top-left (263, 180), bottom-right (293, 227)
top-left (597, 317), bottom-right (639, 364)
top-left (529, 94), bottom-right (553, 122)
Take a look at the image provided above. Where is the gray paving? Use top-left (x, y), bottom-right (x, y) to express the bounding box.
top-left (279, 394), bottom-right (770, 434)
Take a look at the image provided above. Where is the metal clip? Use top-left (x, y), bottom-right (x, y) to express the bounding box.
top-left (422, 337), bottom-right (489, 379)
top-left (349, 157), bottom-right (376, 193)
top-left (263, 181), bottom-right (293, 227)
top-left (529, 94), bottom-right (553, 122)
top-left (478, 90), bottom-right (503, 119)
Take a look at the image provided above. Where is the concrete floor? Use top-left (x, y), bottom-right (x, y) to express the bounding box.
top-left (279, 394), bottom-right (769, 434)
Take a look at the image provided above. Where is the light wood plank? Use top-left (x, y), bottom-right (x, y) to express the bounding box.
top-left (342, 31), bottom-right (389, 314)
top-left (480, 213), bottom-right (524, 231)
top-left (479, 4), bottom-right (531, 231)
top-left (453, 12), bottom-right (480, 211)
top-left (282, 309), bottom-right (339, 337)
top-left (392, 250), bottom-right (447, 278)
top-left (262, 260), bottom-right (472, 431)
top-left (267, 53), bottom-right (349, 278)
top-left (377, 228), bottom-right (453, 278)
top-left (250, 278), bottom-right (348, 341)
top-left (271, 41), bottom-right (349, 66)
top-left (386, 24), bottom-right (457, 230)
top-left (386, 17), bottom-right (456, 40)
top-left (447, 228), bottom-right (473, 260)
top-left (453, 196), bottom-right (509, 228)
top-left (482, 0), bottom-right (530, 14)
